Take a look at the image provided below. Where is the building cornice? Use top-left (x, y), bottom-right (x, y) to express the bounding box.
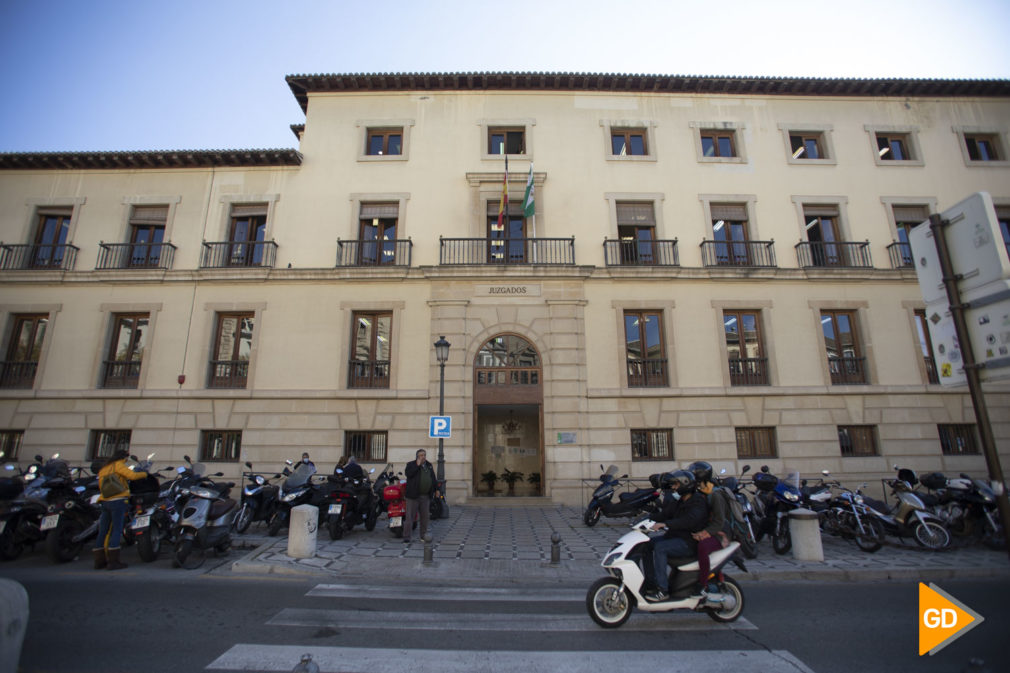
top-left (0, 148), bottom-right (303, 171)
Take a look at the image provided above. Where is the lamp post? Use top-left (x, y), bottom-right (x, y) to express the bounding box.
top-left (434, 336), bottom-right (450, 488)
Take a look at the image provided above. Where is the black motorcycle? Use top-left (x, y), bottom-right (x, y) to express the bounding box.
top-left (325, 468), bottom-right (379, 540)
top-left (234, 461), bottom-right (282, 534)
top-left (267, 462), bottom-right (325, 536)
top-left (0, 456), bottom-right (52, 560)
top-left (922, 471), bottom-right (1005, 550)
top-left (583, 465), bottom-right (660, 527)
top-left (41, 461), bottom-right (101, 563)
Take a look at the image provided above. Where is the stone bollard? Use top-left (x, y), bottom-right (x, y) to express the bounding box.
top-left (788, 508), bottom-right (824, 562)
top-left (550, 532), bottom-right (562, 566)
top-left (0, 578), bottom-right (29, 673)
top-left (422, 533), bottom-right (433, 565)
top-left (287, 504), bottom-right (318, 559)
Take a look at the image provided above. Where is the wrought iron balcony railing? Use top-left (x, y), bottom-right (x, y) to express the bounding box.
top-left (207, 360), bottom-right (249, 388)
top-left (439, 237), bottom-right (575, 265)
top-left (0, 361), bottom-right (38, 389)
top-left (627, 358), bottom-right (668, 387)
top-left (347, 360), bottom-right (390, 388)
top-left (886, 241), bottom-right (914, 269)
top-left (0, 244), bottom-right (79, 271)
top-left (828, 356), bottom-right (868, 385)
top-left (102, 361), bottom-right (142, 389)
top-left (796, 241), bottom-right (872, 268)
top-left (924, 356), bottom-right (939, 385)
top-left (200, 241), bottom-right (277, 269)
top-left (336, 239), bottom-right (412, 267)
top-left (728, 357), bottom-right (769, 386)
top-left (97, 242), bottom-right (177, 270)
top-left (700, 240), bottom-right (776, 268)
top-left (603, 239), bottom-right (679, 266)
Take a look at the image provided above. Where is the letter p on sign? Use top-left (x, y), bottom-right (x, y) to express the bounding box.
top-left (429, 416), bottom-right (451, 439)
top-left (918, 582), bottom-right (984, 655)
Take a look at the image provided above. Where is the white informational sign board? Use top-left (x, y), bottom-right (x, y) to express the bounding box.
top-left (909, 192), bottom-right (1010, 385)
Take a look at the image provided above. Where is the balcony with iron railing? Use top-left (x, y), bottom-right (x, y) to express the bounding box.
top-left (603, 239), bottom-right (679, 267)
top-left (200, 241), bottom-right (277, 269)
top-left (0, 244), bottom-right (79, 271)
top-left (728, 357), bottom-right (769, 386)
top-left (97, 242), bottom-right (177, 270)
top-left (627, 358), bottom-right (668, 387)
top-left (700, 240), bottom-right (777, 267)
top-left (347, 360), bottom-right (390, 389)
top-left (439, 237), bottom-right (575, 265)
top-left (0, 361), bottom-right (38, 389)
top-left (336, 239), bottom-right (412, 267)
top-left (207, 360), bottom-right (249, 388)
top-left (886, 241), bottom-right (914, 269)
top-left (828, 356), bottom-right (868, 385)
top-left (101, 361), bottom-right (142, 389)
top-left (796, 241), bottom-right (872, 268)
top-left (924, 356), bottom-right (939, 385)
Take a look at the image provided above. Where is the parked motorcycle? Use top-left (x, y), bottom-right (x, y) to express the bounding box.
top-left (753, 466), bottom-right (802, 555)
top-left (267, 461), bottom-right (323, 536)
top-left (583, 465), bottom-right (661, 527)
top-left (818, 477), bottom-right (884, 553)
top-left (123, 454), bottom-right (180, 562)
top-left (40, 459), bottom-right (100, 563)
top-left (0, 455), bottom-right (53, 560)
top-left (325, 468), bottom-right (379, 540)
top-left (586, 515), bottom-right (745, 628)
top-left (233, 461), bottom-right (282, 534)
top-left (382, 468), bottom-right (409, 537)
top-left (921, 471), bottom-right (1004, 550)
top-left (172, 459), bottom-right (237, 568)
top-left (862, 466), bottom-right (951, 550)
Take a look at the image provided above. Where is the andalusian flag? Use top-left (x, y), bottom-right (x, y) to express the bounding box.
top-left (522, 163), bottom-right (535, 217)
top-left (496, 155), bottom-right (509, 229)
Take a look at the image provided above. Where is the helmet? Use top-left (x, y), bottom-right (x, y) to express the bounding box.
top-left (686, 460), bottom-right (713, 484)
top-left (661, 470), bottom-right (696, 496)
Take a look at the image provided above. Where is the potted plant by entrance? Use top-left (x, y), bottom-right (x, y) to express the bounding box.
top-left (480, 470), bottom-right (498, 495)
top-left (501, 468), bottom-right (525, 496)
top-left (527, 472), bottom-right (541, 496)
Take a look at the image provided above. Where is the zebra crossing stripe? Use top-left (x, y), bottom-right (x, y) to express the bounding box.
top-left (306, 583), bottom-right (585, 601)
top-left (207, 645), bottom-right (815, 672)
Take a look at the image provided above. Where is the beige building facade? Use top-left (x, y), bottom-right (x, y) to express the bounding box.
top-left (1, 72), bottom-right (1008, 504)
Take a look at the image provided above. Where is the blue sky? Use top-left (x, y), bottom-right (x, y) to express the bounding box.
top-left (1, 0), bottom-right (1008, 153)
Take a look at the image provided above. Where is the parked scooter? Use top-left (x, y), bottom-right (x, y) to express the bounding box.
top-left (233, 462), bottom-right (281, 534)
top-left (382, 467), bottom-right (410, 537)
top-left (40, 459), bottom-right (100, 563)
top-left (0, 455), bottom-right (54, 560)
top-left (172, 458), bottom-right (237, 568)
top-left (325, 468), bottom-right (379, 539)
top-left (586, 515), bottom-right (745, 628)
top-left (123, 454), bottom-right (178, 562)
top-left (583, 465), bottom-right (661, 527)
top-left (267, 461), bottom-right (323, 536)
top-left (921, 471), bottom-right (1005, 550)
top-left (862, 466), bottom-right (951, 550)
top-left (753, 466), bottom-right (802, 555)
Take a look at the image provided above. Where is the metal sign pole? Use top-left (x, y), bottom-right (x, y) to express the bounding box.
top-left (929, 214), bottom-right (1010, 560)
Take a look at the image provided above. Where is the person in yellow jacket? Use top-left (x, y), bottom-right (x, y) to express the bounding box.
top-left (93, 449), bottom-right (147, 570)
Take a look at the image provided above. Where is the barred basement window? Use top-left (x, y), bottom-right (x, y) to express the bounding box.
top-left (838, 425), bottom-right (878, 457)
top-left (345, 431), bottom-right (387, 462)
top-left (0, 430), bottom-right (24, 460)
top-left (735, 427), bottom-right (777, 458)
top-left (89, 430), bottom-right (131, 461)
top-left (201, 430), bottom-right (241, 462)
top-left (631, 429), bottom-right (673, 461)
top-left (937, 424), bottom-right (980, 456)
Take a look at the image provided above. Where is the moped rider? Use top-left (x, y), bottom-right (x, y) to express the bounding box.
top-left (642, 470), bottom-right (708, 602)
top-left (688, 460), bottom-right (728, 600)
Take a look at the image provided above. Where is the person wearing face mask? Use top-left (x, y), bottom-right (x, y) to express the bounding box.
top-left (300, 453), bottom-right (315, 469)
top-left (642, 470), bottom-right (708, 603)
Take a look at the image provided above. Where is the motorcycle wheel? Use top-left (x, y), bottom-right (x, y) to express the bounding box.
top-left (914, 521), bottom-right (951, 550)
top-left (854, 518), bottom-right (884, 553)
top-left (234, 503), bottom-right (253, 534)
top-left (365, 503), bottom-right (379, 531)
top-left (328, 517), bottom-right (344, 540)
top-left (583, 505), bottom-right (602, 527)
top-left (267, 511), bottom-right (285, 537)
top-left (0, 527), bottom-right (23, 561)
top-left (982, 522), bottom-right (1006, 551)
top-left (586, 577), bottom-right (632, 629)
top-left (136, 521), bottom-right (162, 562)
top-left (46, 517), bottom-right (85, 564)
top-left (706, 576), bottom-right (744, 623)
top-left (173, 537), bottom-right (205, 569)
top-left (772, 519), bottom-right (792, 555)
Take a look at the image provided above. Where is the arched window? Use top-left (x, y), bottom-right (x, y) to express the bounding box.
top-left (475, 335), bottom-right (540, 385)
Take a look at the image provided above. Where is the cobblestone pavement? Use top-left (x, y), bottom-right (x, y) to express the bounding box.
top-left (230, 504), bottom-right (1010, 586)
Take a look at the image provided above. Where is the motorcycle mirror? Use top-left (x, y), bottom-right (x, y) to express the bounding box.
top-left (286, 459), bottom-right (294, 466)
top-left (130, 455), bottom-right (139, 462)
top-left (741, 465), bottom-right (751, 475)
top-left (801, 479), bottom-right (808, 486)
top-left (960, 473), bottom-right (971, 480)
top-left (214, 472), bottom-right (223, 476)
top-left (369, 468), bottom-right (375, 474)
top-left (273, 473), bottom-right (281, 478)
top-left (245, 461), bottom-right (253, 469)
top-left (621, 474), bottom-right (628, 479)
top-left (35, 454), bottom-right (44, 462)
top-left (893, 464), bottom-right (899, 471)
top-left (761, 465), bottom-right (769, 472)
top-left (184, 455), bottom-right (192, 464)
top-left (719, 468), bottom-right (727, 475)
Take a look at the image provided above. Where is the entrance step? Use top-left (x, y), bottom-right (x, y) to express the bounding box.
top-left (464, 496), bottom-right (554, 507)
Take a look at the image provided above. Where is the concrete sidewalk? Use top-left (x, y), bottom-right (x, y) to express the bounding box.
top-left (229, 504), bottom-right (1010, 586)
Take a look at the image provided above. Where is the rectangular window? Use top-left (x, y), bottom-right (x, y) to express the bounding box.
top-left (616, 202), bottom-right (657, 265)
top-left (803, 204), bottom-right (845, 267)
top-left (345, 430), bottom-right (387, 462)
top-left (366, 128), bottom-right (403, 156)
top-left (821, 310), bottom-right (867, 384)
top-left (724, 310), bottom-right (767, 385)
top-left (710, 203), bottom-right (752, 266)
top-left (486, 201), bottom-right (527, 263)
top-left (358, 203), bottom-right (399, 266)
top-left (0, 430), bottom-right (23, 460)
top-left (228, 204), bottom-right (268, 267)
top-left (892, 205), bottom-right (929, 267)
top-left (838, 425), bottom-right (878, 457)
top-left (624, 310), bottom-right (667, 387)
top-left (102, 313), bottom-right (149, 389)
top-left (208, 313), bottom-right (254, 388)
top-left (876, 133), bottom-right (911, 161)
top-left (965, 134), bottom-right (1001, 161)
top-left (31, 208), bottom-right (72, 269)
top-left (128, 205), bottom-right (167, 268)
top-left (736, 427), bottom-right (777, 458)
top-left (938, 424), bottom-right (980, 456)
top-left (701, 131), bottom-right (736, 158)
top-left (790, 132), bottom-right (825, 159)
top-left (2, 314), bottom-right (48, 389)
top-left (631, 429), bottom-right (673, 461)
top-left (349, 312), bottom-right (392, 389)
top-left (914, 310), bottom-right (939, 385)
top-left (611, 128), bottom-right (647, 156)
top-left (488, 127), bottom-right (525, 155)
top-left (201, 430), bottom-right (241, 462)
top-left (89, 430), bottom-right (131, 461)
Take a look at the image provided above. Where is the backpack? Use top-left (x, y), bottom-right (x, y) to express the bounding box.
top-left (100, 470), bottom-right (128, 498)
top-left (714, 486), bottom-right (746, 525)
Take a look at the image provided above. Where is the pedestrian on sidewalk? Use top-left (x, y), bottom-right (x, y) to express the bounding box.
top-left (403, 449), bottom-right (436, 543)
top-left (93, 449), bottom-right (148, 570)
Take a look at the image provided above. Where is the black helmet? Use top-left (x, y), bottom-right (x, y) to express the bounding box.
top-left (687, 460), bottom-right (713, 484)
top-left (661, 470), bottom-right (696, 496)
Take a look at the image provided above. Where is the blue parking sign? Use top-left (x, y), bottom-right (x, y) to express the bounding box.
top-left (429, 416), bottom-right (451, 439)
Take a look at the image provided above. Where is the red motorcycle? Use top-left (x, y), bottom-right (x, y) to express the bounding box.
top-left (383, 472), bottom-right (409, 537)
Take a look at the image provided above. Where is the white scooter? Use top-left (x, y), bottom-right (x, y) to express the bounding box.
top-left (586, 516), bottom-right (745, 628)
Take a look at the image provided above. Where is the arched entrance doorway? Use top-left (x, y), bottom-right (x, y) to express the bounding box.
top-left (473, 334), bottom-right (544, 496)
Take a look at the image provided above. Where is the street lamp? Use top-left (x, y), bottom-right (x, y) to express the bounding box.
top-left (434, 336), bottom-right (450, 487)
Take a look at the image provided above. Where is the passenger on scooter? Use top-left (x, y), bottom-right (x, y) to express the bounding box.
top-left (688, 461), bottom-right (728, 599)
top-left (341, 455), bottom-right (364, 480)
top-left (642, 470), bottom-right (708, 603)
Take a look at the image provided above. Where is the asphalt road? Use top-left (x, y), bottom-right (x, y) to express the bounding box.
top-left (3, 555), bottom-right (1008, 673)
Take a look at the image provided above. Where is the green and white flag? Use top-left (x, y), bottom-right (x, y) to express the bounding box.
top-left (522, 163), bottom-right (535, 218)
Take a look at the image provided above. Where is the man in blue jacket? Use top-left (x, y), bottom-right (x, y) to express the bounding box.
top-left (403, 449), bottom-right (437, 543)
